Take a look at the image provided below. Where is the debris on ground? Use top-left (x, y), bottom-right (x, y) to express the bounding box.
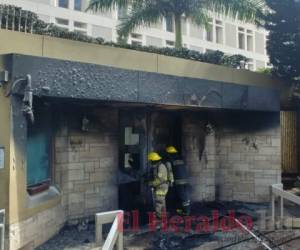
top-left (37, 202), bottom-right (300, 250)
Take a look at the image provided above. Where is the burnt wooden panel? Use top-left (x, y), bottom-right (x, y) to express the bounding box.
top-left (281, 111), bottom-right (298, 174)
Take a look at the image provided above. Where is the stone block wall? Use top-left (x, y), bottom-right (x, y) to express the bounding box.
top-left (9, 204), bottom-right (65, 250)
top-left (215, 112), bottom-right (281, 202)
top-left (182, 113), bottom-right (216, 202)
top-left (182, 111), bottom-right (281, 203)
top-left (54, 107), bottom-right (119, 221)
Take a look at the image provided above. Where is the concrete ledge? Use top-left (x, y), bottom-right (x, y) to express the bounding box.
top-left (0, 29), bottom-right (282, 88)
top-left (27, 186), bottom-right (60, 209)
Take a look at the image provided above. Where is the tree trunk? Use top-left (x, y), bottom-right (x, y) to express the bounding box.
top-left (174, 14), bottom-right (182, 48)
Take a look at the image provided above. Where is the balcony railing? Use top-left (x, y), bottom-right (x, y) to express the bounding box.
top-left (0, 5), bottom-right (36, 33)
top-left (95, 210), bottom-right (124, 250)
top-left (271, 183), bottom-right (300, 226)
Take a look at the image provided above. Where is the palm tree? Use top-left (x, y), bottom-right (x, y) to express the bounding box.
top-left (88, 0), bottom-right (265, 48)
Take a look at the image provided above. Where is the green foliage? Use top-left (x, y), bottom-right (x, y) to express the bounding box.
top-left (88, 0), bottom-right (266, 48)
top-left (0, 4), bottom-right (248, 69)
top-left (265, 0), bottom-right (300, 82)
top-left (256, 68), bottom-right (272, 75)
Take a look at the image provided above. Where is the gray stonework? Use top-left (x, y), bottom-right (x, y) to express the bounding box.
top-left (216, 125), bottom-right (281, 202)
top-left (8, 108), bottom-right (281, 250)
top-left (9, 204), bottom-right (65, 250)
top-left (54, 107), bottom-right (119, 221)
top-left (182, 111), bottom-right (281, 203)
top-left (182, 113), bottom-right (216, 202)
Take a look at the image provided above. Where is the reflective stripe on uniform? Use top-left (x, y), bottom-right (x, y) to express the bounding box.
top-left (155, 189), bottom-right (168, 196)
top-left (151, 178), bottom-right (168, 187)
top-left (173, 160), bottom-right (184, 166)
top-left (183, 200), bottom-right (191, 206)
top-left (174, 179), bottom-right (188, 185)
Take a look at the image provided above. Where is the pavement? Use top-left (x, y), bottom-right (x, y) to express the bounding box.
top-left (36, 201), bottom-right (300, 250)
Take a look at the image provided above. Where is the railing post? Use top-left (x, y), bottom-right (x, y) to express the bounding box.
top-left (117, 211), bottom-right (124, 250)
top-left (95, 215), bottom-right (103, 246)
top-left (271, 193), bottom-right (275, 226)
top-left (95, 210), bottom-right (124, 250)
top-left (280, 196), bottom-right (284, 219)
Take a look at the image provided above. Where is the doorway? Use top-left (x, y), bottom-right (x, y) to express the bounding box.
top-left (118, 109), bottom-right (182, 213)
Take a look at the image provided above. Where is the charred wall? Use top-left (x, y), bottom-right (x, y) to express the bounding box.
top-left (214, 111), bottom-right (281, 202)
top-left (54, 105), bottom-right (119, 220)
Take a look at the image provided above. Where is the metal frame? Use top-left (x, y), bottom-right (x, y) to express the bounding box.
top-left (0, 209), bottom-right (5, 250)
top-left (95, 210), bottom-right (124, 250)
top-left (271, 183), bottom-right (300, 225)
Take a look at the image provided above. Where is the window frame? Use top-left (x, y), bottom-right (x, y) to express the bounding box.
top-left (26, 106), bottom-right (54, 195)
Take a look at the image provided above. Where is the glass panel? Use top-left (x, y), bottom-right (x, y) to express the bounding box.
top-left (131, 33), bottom-right (142, 39)
top-left (239, 33), bottom-right (245, 49)
top-left (27, 112), bottom-right (51, 186)
top-left (166, 15), bottom-right (174, 32)
top-left (118, 6), bottom-right (127, 19)
top-left (58, 0), bottom-right (68, 8)
top-left (56, 18), bottom-right (69, 26)
top-left (166, 40), bottom-right (175, 46)
top-left (131, 41), bottom-right (142, 46)
top-left (247, 35), bottom-right (253, 51)
top-left (181, 17), bottom-right (187, 35)
top-left (74, 21), bottom-right (87, 29)
top-left (74, 0), bottom-right (82, 10)
top-left (216, 26), bottom-right (223, 44)
top-left (206, 23), bottom-right (213, 42)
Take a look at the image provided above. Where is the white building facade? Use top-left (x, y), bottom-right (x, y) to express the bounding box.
top-left (0, 0), bottom-right (269, 70)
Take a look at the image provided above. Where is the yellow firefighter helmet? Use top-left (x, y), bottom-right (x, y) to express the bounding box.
top-left (166, 146), bottom-right (178, 154)
top-left (148, 152), bottom-right (162, 162)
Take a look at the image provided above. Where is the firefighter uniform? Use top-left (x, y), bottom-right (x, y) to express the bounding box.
top-left (148, 152), bottom-right (173, 218)
top-left (165, 146), bottom-right (191, 215)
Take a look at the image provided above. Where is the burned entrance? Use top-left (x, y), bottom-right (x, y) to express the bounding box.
top-left (118, 109), bottom-right (182, 213)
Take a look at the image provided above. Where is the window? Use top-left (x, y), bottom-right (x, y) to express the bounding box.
top-left (247, 30), bottom-right (253, 51)
top-left (74, 21), bottom-right (87, 29)
top-left (238, 27), bottom-right (253, 51)
top-left (58, 0), bottom-right (68, 8)
top-left (118, 6), bottom-right (127, 20)
top-left (75, 30), bottom-right (87, 35)
top-left (181, 17), bottom-right (187, 35)
top-left (27, 108), bottom-right (52, 190)
top-left (131, 41), bottom-right (142, 46)
top-left (131, 33), bottom-right (143, 46)
top-left (55, 18), bottom-right (69, 26)
top-left (247, 59), bottom-right (254, 71)
top-left (74, 0), bottom-right (82, 11)
top-left (215, 20), bottom-right (223, 44)
top-left (166, 40), bottom-right (175, 47)
top-left (238, 27), bottom-right (245, 49)
top-left (131, 33), bottom-right (142, 40)
top-left (166, 15), bottom-right (174, 32)
top-left (205, 19), bottom-right (213, 42)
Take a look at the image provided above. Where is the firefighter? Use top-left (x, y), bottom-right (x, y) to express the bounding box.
top-left (165, 146), bottom-right (191, 215)
top-left (147, 152), bottom-right (173, 218)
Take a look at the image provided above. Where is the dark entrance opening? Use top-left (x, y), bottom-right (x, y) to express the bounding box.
top-left (118, 109), bottom-right (182, 219)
